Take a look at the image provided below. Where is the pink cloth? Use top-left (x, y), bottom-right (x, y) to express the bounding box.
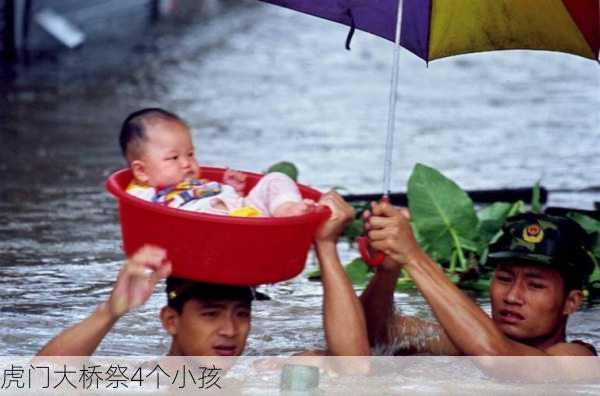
top-left (244, 172), bottom-right (303, 216)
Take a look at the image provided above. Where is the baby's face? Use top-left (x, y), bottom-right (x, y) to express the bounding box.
top-left (138, 119), bottom-right (200, 188)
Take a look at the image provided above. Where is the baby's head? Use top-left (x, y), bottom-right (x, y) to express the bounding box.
top-left (120, 108), bottom-right (200, 188)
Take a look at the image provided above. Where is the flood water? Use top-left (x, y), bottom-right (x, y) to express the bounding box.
top-left (1, 2), bottom-right (599, 356)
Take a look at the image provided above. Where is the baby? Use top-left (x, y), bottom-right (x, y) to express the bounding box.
top-left (119, 108), bottom-right (313, 217)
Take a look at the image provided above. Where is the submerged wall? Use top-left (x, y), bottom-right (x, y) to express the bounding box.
top-left (0, 0), bottom-right (240, 63)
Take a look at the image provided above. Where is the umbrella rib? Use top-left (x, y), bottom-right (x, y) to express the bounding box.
top-left (344, 9), bottom-right (355, 51)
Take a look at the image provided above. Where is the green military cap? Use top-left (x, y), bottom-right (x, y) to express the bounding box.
top-left (487, 212), bottom-right (595, 287)
top-left (166, 277), bottom-right (270, 303)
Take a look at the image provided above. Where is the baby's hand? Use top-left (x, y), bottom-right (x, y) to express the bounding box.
top-left (223, 168), bottom-right (247, 195)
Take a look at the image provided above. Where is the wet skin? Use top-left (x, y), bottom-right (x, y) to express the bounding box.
top-left (490, 264), bottom-right (569, 347)
top-left (163, 299), bottom-right (251, 356)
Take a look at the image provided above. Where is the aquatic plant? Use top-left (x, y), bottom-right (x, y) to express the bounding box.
top-left (309, 163), bottom-right (600, 299)
top-left (266, 161), bottom-right (299, 181)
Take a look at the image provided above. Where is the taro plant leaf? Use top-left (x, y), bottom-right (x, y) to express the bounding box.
top-left (478, 200), bottom-right (525, 266)
top-left (566, 212), bottom-right (600, 234)
top-left (508, 200), bottom-right (525, 217)
top-left (343, 218), bottom-right (364, 243)
top-left (447, 273), bottom-right (460, 284)
top-left (307, 268), bottom-right (322, 281)
top-left (590, 255), bottom-right (600, 283)
top-left (395, 277), bottom-right (416, 291)
top-left (395, 270), bottom-right (418, 291)
top-left (478, 200), bottom-right (526, 273)
top-left (458, 278), bottom-right (491, 294)
top-left (413, 223), bottom-right (443, 263)
top-left (343, 202), bottom-right (369, 243)
top-left (531, 181), bottom-right (542, 214)
top-left (477, 202), bottom-right (513, 246)
top-left (585, 254), bottom-right (600, 298)
top-left (266, 161), bottom-right (299, 181)
top-left (342, 258), bottom-right (371, 285)
top-left (407, 164), bottom-right (479, 266)
top-left (566, 212), bottom-right (600, 259)
top-left (458, 236), bottom-right (484, 254)
top-left (308, 258), bottom-right (371, 285)
top-left (565, 212), bottom-right (600, 290)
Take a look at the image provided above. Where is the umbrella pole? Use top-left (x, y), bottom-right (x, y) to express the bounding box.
top-left (360, 0), bottom-right (415, 267)
top-left (381, 0), bottom-right (404, 197)
top-left (357, 0), bottom-right (405, 267)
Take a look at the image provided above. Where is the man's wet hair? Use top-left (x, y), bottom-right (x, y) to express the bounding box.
top-left (166, 277), bottom-right (268, 314)
top-left (119, 108), bottom-right (185, 161)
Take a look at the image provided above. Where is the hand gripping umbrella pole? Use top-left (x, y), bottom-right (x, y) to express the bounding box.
top-left (358, 0), bottom-right (404, 266)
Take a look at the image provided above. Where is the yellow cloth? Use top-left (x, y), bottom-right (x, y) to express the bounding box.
top-left (229, 206), bottom-right (263, 217)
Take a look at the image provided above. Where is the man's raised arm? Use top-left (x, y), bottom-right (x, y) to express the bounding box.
top-left (364, 202), bottom-right (595, 361)
top-left (314, 192), bottom-right (369, 360)
top-left (37, 245), bottom-right (171, 356)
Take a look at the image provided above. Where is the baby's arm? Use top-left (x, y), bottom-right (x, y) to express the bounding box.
top-left (222, 168), bottom-right (247, 195)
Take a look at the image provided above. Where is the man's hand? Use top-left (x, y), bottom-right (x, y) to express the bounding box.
top-left (363, 201), bottom-right (423, 269)
top-left (223, 168), bottom-right (247, 195)
top-left (108, 245), bottom-right (172, 318)
top-left (315, 191), bottom-right (355, 244)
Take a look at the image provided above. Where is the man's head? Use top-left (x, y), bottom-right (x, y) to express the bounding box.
top-left (160, 277), bottom-right (268, 356)
top-left (487, 212), bottom-right (594, 346)
top-left (119, 108), bottom-right (200, 188)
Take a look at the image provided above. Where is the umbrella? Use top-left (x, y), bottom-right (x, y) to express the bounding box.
top-left (260, 0), bottom-right (599, 61)
top-left (259, 0), bottom-right (600, 264)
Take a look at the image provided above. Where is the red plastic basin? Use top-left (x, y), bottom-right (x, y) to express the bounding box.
top-left (106, 168), bottom-right (330, 285)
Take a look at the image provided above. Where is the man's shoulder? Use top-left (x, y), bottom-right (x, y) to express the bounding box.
top-left (545, 340), bottom-right (598, 356)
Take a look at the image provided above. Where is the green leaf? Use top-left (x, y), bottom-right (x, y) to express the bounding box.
top-left (507, 200), bottom-right (525, 217)
top-left (343, 218), bottom-right (364, 242)
top-left (477, 202), bottom-right (513, 246)
top-left (407, 164), bottom-right (479, 263)
top-left (343, 258), bottom-right (371, 285)
top-left (350, 201), bottom-right (370, 215)
top-left (567, 212), bottom-right (600, 233)
top-left (478, 201), bottom-right (525, 250)
top-left (531, 181), bottom-right (542, 214)
top-left (478, 202), bottom-right (513, 223)
top-left (458, 236), bottom-right (484, 254)
top-left (566, 212), bottom-right (600, 259)
top-left (306, 257), bottom-right (371, 284)
top-left (447, 273), bottom-right (460, 284)
top-left (266, 161), bottom-right (299, 181)
top-left (307, 268), bottom-right (322, 281)
top-left (395, 278), bottom-right (416, 291)
top-left (590, 261), bottom-right (600, 283)
top-left (459, 278), bottom-right (491, 294)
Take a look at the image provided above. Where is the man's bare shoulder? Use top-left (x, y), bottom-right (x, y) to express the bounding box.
top-left (545, 341), bottom-right (597, 356)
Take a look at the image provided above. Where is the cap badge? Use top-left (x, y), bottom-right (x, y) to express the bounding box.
top-left (522, 224), bottom-right (544, 244)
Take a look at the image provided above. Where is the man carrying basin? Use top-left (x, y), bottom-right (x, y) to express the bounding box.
top-left (37, 192), bottom-right (369, 365)
top-left (361, 202), bottom-right (597, 359)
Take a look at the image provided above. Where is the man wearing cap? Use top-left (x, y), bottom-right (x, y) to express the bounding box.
top-left (361, 201), bottom-right (597, 358)
top-left (37, 192), bottom-right (369, 359)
